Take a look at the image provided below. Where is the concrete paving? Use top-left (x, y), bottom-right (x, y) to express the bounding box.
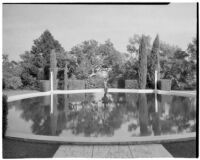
top-left (53, 144), bottom-right (173, 158)
top-left (53, 145), bottom-right (93, 158)
top-left (129, 144), bottom-right (173, 158)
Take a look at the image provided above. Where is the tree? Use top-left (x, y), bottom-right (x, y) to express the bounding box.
top-left (70, 40), bottom-right (100, 79)
top-left (29, 30), bottom-right (65, 80)
top-left (75, 56), bottom-right (92, 79)
top-left (70, 39), bottom-right (123, 81)
top-left (3, 54), bottom-right (23, 89)
top-left (148, 35), bottom-right (160, 88)
top-left (19, 30), bottom-right (66, 87)
top-left (127, 34), bottom-right (151, 59)
top-left (70, 40), bottom-right (99, 64)
top-left (98, 40), bottom-right (124, 87)
top-left (98, 39), bottom-right (123, 68)
top-left (173, 50), bottom-right (189, 60)
top-left (19, 51), bottom-right (39, 87)
top-left (138, 35), bottom-right (148, 89)
top-left (31, 30), bottom-right (65, 65)
top-left (187, 37), bottom-right (197, 62)
top-left (159, 42), bottom-right (180, 59)
top-left (162, 48), bottom-right (196, 90)
top-left (158, 42), bottom-right (182, 89)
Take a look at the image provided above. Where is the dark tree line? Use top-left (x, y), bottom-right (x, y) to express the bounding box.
top-left (3, 30), bottom-right (197, 90)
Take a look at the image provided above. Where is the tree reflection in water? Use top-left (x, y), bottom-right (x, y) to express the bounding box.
top-left (138, 94), bottom-right (151, 136)
top-left (16, 93), bottom-right (196, 137)
top-left (20, 96), bottom-right (52, 135)
top-left (169, 96), bottom-right (196, 133)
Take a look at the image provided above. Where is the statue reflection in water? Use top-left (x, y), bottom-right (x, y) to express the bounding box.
top-left (102, 75), bottom-right (109, 104)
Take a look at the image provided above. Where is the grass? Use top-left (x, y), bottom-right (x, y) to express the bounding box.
top-left (3, 138), bottom-right (197, 158)
top-left (3, 95), bottom-right (8, 138)
top-left (3, 138), bottom-right (59, 158)
top-left (163, 140), bottom-right (197, 158)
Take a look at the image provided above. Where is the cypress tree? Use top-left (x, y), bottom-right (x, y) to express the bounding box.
top-left (138, 35), bottom-right (148, 89)
top-left (148, 34), bottom-right (160, 86)
top-left (138, 35), bottom-right (149, 135)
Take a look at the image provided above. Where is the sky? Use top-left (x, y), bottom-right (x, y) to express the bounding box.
top-left (3, 3), bottom-right (197, 61)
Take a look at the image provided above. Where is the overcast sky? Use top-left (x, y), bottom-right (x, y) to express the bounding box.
top-left (3, 3), bottom-right (197, 61)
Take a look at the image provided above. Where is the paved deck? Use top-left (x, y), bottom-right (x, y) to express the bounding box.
top-left (53, 144), bottom-right (173, 158)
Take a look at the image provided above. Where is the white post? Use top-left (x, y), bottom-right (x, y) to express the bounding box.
top-left (155, 70), bottom-right (158, 112)
top-left (155, 70), bottom-right (157, 91)
top-left (50, 71), bottom-right (53, 114)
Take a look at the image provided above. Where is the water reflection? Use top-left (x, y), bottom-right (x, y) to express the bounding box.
top-left (19, 96), bottom-right (52, 135)
top-left (138, 94), bottom-right (149, 136)
top-left (7, 93), bottom-right (196, 138)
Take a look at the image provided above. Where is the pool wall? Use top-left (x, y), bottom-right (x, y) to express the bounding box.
top-left (6, 132), bottom-right (196, 145)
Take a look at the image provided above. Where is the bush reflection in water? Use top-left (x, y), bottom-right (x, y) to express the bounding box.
top-left (8, 93), bottom-right (196, 137)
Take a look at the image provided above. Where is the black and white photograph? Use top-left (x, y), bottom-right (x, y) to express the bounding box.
top-left (2, 2), bottom-right (198, 158)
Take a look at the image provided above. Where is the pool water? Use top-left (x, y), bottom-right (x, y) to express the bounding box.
top-left (7, 93), bottom-right (196, 138)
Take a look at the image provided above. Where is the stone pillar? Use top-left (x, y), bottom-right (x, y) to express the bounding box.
top-left (50, 49), bottom-right (58, 90)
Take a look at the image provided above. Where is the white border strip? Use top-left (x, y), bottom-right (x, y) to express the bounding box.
top-left (7, 91), bottom-right (51, 102)
top-left (157, 90), bottom-right (196, 97)
top-left (6, 132), bottom-right (196, 144)
top-left (7, 88), bottom-right (196, 102)
top-left (108, 88), bottom-right (155, 93)
top-left (54, 88), bottom-right (105, 94)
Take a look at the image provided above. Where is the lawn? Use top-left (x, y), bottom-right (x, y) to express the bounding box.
top-left (3, 138), bottom-right (197, 158)
top-left (3, 138), bottom-right (59, 158)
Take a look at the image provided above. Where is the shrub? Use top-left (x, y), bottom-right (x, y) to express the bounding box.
top-left (3, 79), bottom-right (6, 89)
top-left (5, 76), bottom-right (22, 89)
top-left (21, 72), bottom-right (39, 89)
top-left (3, 95), bottom-right (8, 137)
top-left (58, 80), bottom-right (64, 90)
top-left (86, 76), bottom-right (104, 89)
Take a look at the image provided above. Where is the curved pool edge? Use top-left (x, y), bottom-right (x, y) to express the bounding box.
top-left (5, 132), bottom-right (196, 145)
top-left (7, 88), bottom-right (196, 102)
top-left (6, 89), bottom-right (196, 145)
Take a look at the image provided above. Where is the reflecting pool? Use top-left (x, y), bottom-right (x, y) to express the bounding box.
top-left (7, 93), bottom-right (196, 138)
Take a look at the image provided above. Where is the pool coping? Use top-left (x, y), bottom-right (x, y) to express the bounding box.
top-left (7, 88), bottom-right (196, 102)
top-left (6, 132), bottom-right (196, 145)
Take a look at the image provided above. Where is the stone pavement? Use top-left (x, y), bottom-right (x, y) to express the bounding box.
top-left (53, 144), bottom-right (173, 158)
